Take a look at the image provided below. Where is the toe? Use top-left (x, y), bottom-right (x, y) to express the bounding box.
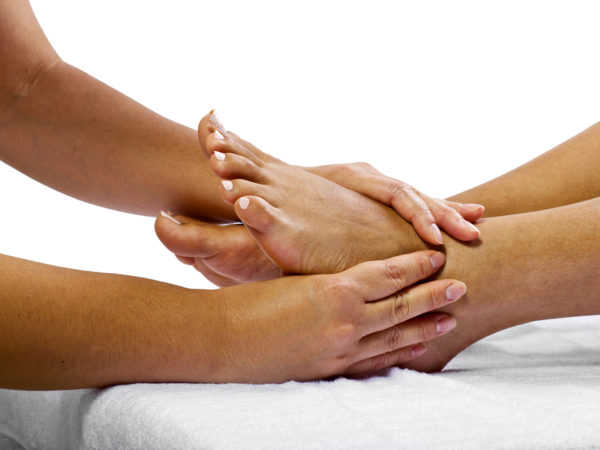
top-left (155, 213), bottom-right (227, 258)
top-left (210, 151), bottom-right (265, 182)
top-left (205, 131), bottom-right (263, 166)
top-left (219, 179), bottom-right (268, 205)
top-left (226, 131), bottom-right (279, 163)
top-left (197, 111), bottom-right (222, 158)
top-left (234, 195), bottom-right (278, 232)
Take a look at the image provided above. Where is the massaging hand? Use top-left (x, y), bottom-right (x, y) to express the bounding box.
top-left (209, 251), bottom-right (465, 382)
top-left (305, 162), bottom-right (484, 245)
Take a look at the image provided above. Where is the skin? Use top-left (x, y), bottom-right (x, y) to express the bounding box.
top-left (159, 119), bottom-right (600, 372)
top-left (0, 0), bottom-right (476, 388)
top-left (0, 251), bottom-right (465, 389)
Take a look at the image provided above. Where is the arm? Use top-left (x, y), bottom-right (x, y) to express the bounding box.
top-left (0, 251), bottom-right (462, 389)
top-left (309, 122), bottom-right (600, 219)
top-left (0, 0), bottom-right (235, 221)
top-left (448, 121), bottom-right (600, 215)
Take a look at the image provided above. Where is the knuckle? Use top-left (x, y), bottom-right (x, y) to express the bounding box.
top-left (369, 352), bottom-right (393, 372)
top-left (385, 325), bottom-right (407, 351)
top-left (415, 254), bottom-right (433, 278)
top-left (418, 321), bottom-right (435, 342)
top-left (353, 161), bottom-right (374, 171)
top-left (384, 260), bottom-right (408, 285)
top-left (325, 277), bottom-right (356, 301)
top-left (389, 182), bottom-right (413, 200)
top-left (392, 293), bottom-right (411, 322)
top-left (439, 206), bottom-right (460, 223)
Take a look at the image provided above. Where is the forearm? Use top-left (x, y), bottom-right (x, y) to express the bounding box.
top-left (0, 60), bottom-right (235, 221)
top-left (448, 122), bottom-right (600, 216)
top-left (0, 254), bottom-right (227, 390)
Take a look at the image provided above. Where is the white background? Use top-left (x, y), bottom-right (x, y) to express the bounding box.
top-left (2, 0), bottom-right (599, 290)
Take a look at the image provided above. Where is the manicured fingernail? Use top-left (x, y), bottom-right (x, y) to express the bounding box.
top-left (429, 252), bottom-right (445, 269)
top-left (436, 317), bottom-right (456, 334)
top-left (221, 180), bottom-right (233, 191)
top-left (209, 109), bottom-right (225, 131)
top-left (214, 130), bottom-right (225, 141)
top-left (446, 282), bottom-right (466, 301)
top-left (214, 151), bottom-right (226, 161)
top-left (468, 204), bottom-right (485, 214)
top-left (160, 210), bottom-right (182, 225)
top-left (410, 344), bottom-right (427, 358)
top-left (239, 197), bottom-right (250, 209)
top-left (462, 219), bottom-right (480, 235)
top-left (431, 224), bottom-right (443, 244)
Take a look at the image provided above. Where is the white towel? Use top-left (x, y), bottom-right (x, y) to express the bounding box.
top-left (2, 317), bottom-right (600, 449)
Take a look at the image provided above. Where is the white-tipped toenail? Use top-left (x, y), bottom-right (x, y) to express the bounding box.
top-left (239, 197), bottom-right (250, 209)
top-left (160, 210), bottom-right (182, 225)
top-left (221, 180), bottom-right (233, 191)
top-left (214, 151), bottom-right (226, 161)
top-left (209, 110), bottom-right (225, 131)
top-left (214, 130), bottom-right (225, 141)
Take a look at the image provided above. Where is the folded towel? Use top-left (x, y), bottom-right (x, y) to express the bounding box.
top-left (2, 317), bottom-right (600, 449)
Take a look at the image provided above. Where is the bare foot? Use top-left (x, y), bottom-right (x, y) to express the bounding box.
top-left (202, 131), bottom-right (427, 275)
top-left (155, 212), bottom-right (281, 286)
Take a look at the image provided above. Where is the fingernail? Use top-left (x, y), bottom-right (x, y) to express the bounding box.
top-left (462, 219), bottom-right (480, 235)
top-left (429, 252), bottom-right (445, 269)
top-left (468, 204), bottom-right (485, 214)
top-left (160, 210), bottom-right (182, 225)
top-left (431, 224), bottom-right (443, 244)
top-left (239, 197), bottom-right (250, 209)
top-left (214, 130), bottom-right (225, 141)
top-left (209, 109), bottom-right (225, 131)
top-left (410, 344), bottom-right (427, 358)
top-left (446, 282), bottom-right (466, 301)
top-left (436, 317), bottom-right (456, 334)
top-left (214, 151), bottom-right (226, 161)
top-left (221, 180), bottom-right (233, 191)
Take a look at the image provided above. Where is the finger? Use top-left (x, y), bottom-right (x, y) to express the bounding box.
top-left (344, 344), bottom-right (427, 377)
top-left (365, 280), bottom-right (466, 334)
top-left (342, 251), bottom-right (445, 302)
top-left (445, 201), bottom-right (485, 222)
top-left (387, 185), bottom-right (443, 245)
top-left (355, 313), bottom-right (456, 364)
top-left (323, 170), bottom-right (445, 245)
top-left (155, 212), bottom-right (240, 258)
top-left (427, 199), bottom-right (480, 242)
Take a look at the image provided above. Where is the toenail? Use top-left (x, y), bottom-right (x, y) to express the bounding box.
top-left (239, 197), bottom-right (250, 209)
top-left (160, 210), bottom-right (182, 225)
top-left (221, 180), bottom-right (233, 191)
top-left (214, 151), bottom-right (226, 161)
top-left (214, 130), bottom-right (225, 141)
top-left (209, 110), bottom-right (225, 131)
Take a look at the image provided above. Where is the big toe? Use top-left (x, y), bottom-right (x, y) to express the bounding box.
top-left (155, 212), bottom-right (227, 258)
top-left (234, 196), bottom-right (279, 233)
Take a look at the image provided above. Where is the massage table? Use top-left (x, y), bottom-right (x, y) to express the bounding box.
top-left (2, 316), bottom-right (600, 449)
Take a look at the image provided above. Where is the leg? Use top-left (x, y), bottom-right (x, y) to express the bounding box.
top-left (449, 122), bottom-right (600, 215)
top-left (403, 196), bottom-right (600, 372)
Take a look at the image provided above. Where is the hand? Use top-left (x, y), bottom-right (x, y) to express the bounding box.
top-left (211, 250), bottom-right (466, 382)
top-left (306, 162), bottom-right (484, 245)
top-left (155, 211), bottom-right (279, 286)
